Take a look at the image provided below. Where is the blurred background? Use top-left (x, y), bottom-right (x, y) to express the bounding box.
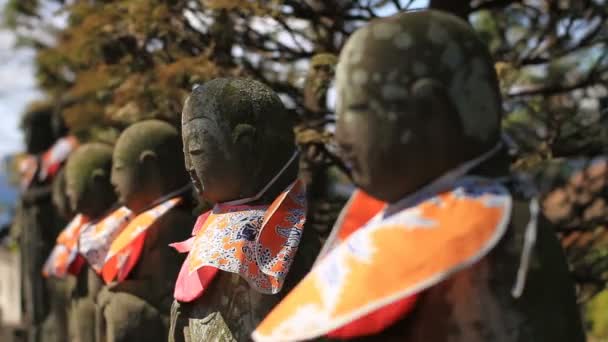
top-left (0, 0), bottom-right (607, 339)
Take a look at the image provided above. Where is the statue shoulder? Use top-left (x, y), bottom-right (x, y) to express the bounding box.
top-left (143, 205), bottom-right (196, 248)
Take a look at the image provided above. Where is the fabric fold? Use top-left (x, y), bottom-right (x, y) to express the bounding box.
top-left (79, 206), bottom-right (133, 274)
top-left (252, 177), bottom-right (512, 342)
top-left (42, 214), bottom-right (90, 278)
top-left (173, 180), bottom-right (307, 302)
top-left (102, 197), bottom-right (182, 284)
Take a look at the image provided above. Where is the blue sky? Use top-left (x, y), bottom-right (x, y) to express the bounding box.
top-left (0, 0), bottom-right (42, 158)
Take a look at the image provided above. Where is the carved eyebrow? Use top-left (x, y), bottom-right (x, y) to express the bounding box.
top-left (182, 115), bottom-right (215, 125)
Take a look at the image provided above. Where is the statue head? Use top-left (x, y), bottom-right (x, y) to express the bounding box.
top-left (304, 53), bottom-right (338, 114)
top-left (52, 168), bottom-right (75, 220)
top-left (181, 78), bottom-right (296, 204)
top-left (111, 119), bottom-right (189, 212)
top-left (335, 10), bottom-right (502, 202)
top-left (65, 143), bottom-right (116, 218)
top-left (21, 105), bottom-right (55, 154)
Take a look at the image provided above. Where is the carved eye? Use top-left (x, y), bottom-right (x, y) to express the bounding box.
top-left (189, 148), bottom-right (204, 156)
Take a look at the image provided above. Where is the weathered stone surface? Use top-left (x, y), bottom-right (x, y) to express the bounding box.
top-left (97, 120), bottom-right (193, 342)
top-left (322, 9), bottom-right (585, 341)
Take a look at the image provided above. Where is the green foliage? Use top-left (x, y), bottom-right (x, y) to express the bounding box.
top-left (586, 290), bottom-right (608, 339)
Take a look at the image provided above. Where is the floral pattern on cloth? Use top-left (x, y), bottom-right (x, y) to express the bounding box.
top-left (101, 197), bottom-right (182, 284)
top-left (172, 180), bottom-right (306, 301)
top-left (79, 207), bottom-right (133, 274)
top-left (39, 136), bottom-right (79, 181)
top-left (42, 214), bottom-right (90, 278)
top-left (252, 177), bottom-right (513, 342)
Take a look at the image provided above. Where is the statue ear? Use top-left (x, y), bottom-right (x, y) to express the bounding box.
top-left (138, 150), bottom-right (158, 166)
top-left (91, 168), bottom-right (107, 183)
top-left (232, 124), bottom-right (256, 146)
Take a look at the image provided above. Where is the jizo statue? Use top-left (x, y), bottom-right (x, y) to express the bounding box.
top-left (43, 143), bottom-right (117, 342)
top-left (64, 143), bottom-right (115, 342)
top-left (13, 108), bottom-right (69, 342)
top-left (96, 120), bottom-right (194, 342)
top-left (253, 10), bottom-right (585, 342)
top-left (169, 78), bottom-right (320, 342)
top-left (41, 168), bottom-right (73, 342)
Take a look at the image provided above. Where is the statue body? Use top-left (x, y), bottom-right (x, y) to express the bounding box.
top-left (57, 143), bottom-right (117, 342)
top-left (96, 120), bottom-right (194, 342)
top-left (169, 78), bottom-right (320, 342)
top-left (41, 169), bottom-right (73, 342)
top-left (253, 10), bottom-right (584, 342)
top-left (12, 108), bottom-right (67, 342)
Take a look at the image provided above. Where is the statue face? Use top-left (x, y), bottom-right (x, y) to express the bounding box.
top-left (305, 54), bottom-right (338, 113)
top-left (182, 78), bottom-right (297, 204)
top-left (110, 151), bottom-right (141, 208)
top-left (335, 11), bottom-right (502, 202)
top-left (182, 109), bottom-right (246, 204)
top-left (65, 144), bottom-right (115, 217)
top-left (335, 87), bottom-right (432, 203)
top-left (334, 25), bottom-right (435, 202)
top-left (111, 120), bottom-right (189, 211)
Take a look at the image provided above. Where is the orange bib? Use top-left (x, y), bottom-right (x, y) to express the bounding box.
top-left (253, 177), bottom-right (512, 341)
top-left (42, 214), bottom-right (90, 278)
top-left (79, 207), bottom-right (133, 274)
top-left (172, 180), bottom-right (306, 301)
top-left (101, 197), bottom-right (182, 284)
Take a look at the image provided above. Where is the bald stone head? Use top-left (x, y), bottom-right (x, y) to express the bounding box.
top-left (335, 10), bottom-right (502, 202)
top-left (65, 143), bottom-right (116, 218)
top-left (181, 78), bottom-right (296, 204)
top-left (305, 53), bottom-right (338, 114)
top-left (112, 120), bottom-right (189, 212)
top-left (21, 108), bottom-right (55, 154)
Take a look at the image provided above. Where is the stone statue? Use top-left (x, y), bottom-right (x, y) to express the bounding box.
top-left (253, 10), bottom-right (585, 342)
top-left (96, 120), bottom-right (195, 342)
top-left (303, 53), bottom-right (338, 117)
top-left (63, 143), bottom-right (116, 342)
top-left (12, 106), bottom-right (68, 342)
top-left (40, 168), bottom-right (73, 342)
top-left (168, 78), bottom-right (320, 342)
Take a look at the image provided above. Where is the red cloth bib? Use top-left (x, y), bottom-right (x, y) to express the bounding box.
top-left (42, 214), bottom-right (90, 278)
top-left (79, 207), bottom-right (133, 274)
top-left (253, 177), bottom-right (512, 341)
top-left (101, 197), bottom-right (181, 283)
top-left (172, 181), bottom-right (306, 302)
